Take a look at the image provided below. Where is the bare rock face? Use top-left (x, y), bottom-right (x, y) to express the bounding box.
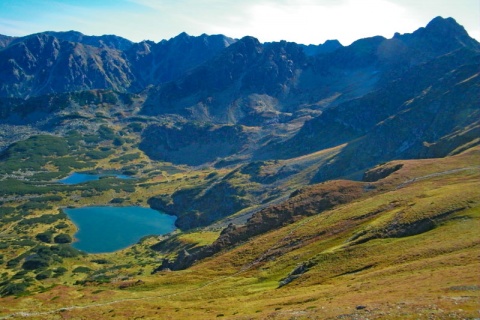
top-left (363, 163), bottom-right (403, 182)
top-left (148, 173), bottom-right (254, 230)
top-left (0, 33), bottom-right (135, 97)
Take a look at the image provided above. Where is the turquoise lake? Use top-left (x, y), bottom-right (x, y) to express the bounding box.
top-left (64, 206), bottom-right (176, 253)
top-left (58, 172), bottom-right (131, 184)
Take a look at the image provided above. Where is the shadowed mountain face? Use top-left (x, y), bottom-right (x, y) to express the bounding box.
top-left (139, 17), bottom-right (479, 167)
top-left (126, 32), bottom-right (237, 89)
top-left (309, 49), bottom-right (480, 182)
top-left (0, 34), bottom-right (16, 48)
top-left (140, 37), bottom-right (309, 123)
top-left (265, 48), bottom-right (479, 157)
top-left (141, 16), bottom-right (479, 124)
top-left (0, 33), bottom-right (135, 98)
top-left (135, 17), bottom-right (480, 230)
top-left (0, 32), bottom-right (235, 98)
top-left (1, 17), bottom-right (479, 176)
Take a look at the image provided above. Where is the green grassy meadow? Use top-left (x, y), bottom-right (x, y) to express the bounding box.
top-left (0, 131), bottom-right (478, 318)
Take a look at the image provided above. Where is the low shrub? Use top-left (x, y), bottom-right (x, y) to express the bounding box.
top-left (53, 267), bottom-right (67, 277)
top-left (19, 212), bottom-right (67, 226)
top-left (0, 281), bottom-right (29, 297)
top-left (73, 266), bottom-right (92, 274)
top-left (53, 234), bottom-right (72, 244)
top-left (6, 258), bottom-right (21, 269)
top-left (35, 269), bottom-right (53, 280)
top-left (50, 245), bottom-right (82, 258)
top-left (90, 259), bottom-right (111, 265)
top-left (55, 222), bottom-right (69, 229)
top-left (0, 207), bottom-right (15, 216)
top-left (36, 231), bottom-right (54, 243)
top-left (22, 257), bottom-right (50, 270)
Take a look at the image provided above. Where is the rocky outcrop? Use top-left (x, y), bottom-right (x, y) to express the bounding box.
top-left (278, 261), bottom-right (315, 287)
top-left (349, 207), bottom-right (467, 246)
top-left (154, 180), bottom-right (367, 271)
top-left (230, 180), bottom-right (366, 238)
top-left (148, 175), bottom-right (256, 230)
top-left (363, 163), bottom-right (403, 182)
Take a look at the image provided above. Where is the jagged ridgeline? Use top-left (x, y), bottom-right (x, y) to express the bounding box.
top-left (0, 16), bottom-right (479, 319)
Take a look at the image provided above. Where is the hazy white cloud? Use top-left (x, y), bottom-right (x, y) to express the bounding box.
top-left (119, 0), bottom-right (418, 44)
top-left (0, 18), bottom-right (35, 36)
top-left (206, 0), bottom-right (417, 44)
top-left (0, 0), bottom-right (478, 44)
top-left (123, 0), bottom-right (480, 44)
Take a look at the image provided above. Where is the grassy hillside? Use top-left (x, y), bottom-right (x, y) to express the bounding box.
top-left (1, 147), bottom-right (478, 319)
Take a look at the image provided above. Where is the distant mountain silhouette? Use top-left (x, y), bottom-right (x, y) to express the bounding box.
top-left (0, 31), bottom-right (235, 98)
top-left (1, 17), bottom-right (479, 176)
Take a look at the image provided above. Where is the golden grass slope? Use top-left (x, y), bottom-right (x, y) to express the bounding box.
top-left (1, 147), bottom-right (479, 319)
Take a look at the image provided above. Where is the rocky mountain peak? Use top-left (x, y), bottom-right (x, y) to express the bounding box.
top-left (425, 16), bottom-right (465, 34)
top-left (405, 16), bottom-right (480, 53)
top-left (232, 36), bottom-right (263, 54)
top-left (424, 16), bottom-right (478, 44)
top-left (321, 39), bottom-right (343, 50)
top-left (175, 31), bottom-right (190, 39)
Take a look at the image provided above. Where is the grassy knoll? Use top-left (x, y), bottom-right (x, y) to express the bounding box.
top-left (151, 230), bottom-right (221, 259)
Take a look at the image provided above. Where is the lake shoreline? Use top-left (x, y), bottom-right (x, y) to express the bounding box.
top-left (64, 206), bottom-right (177, 254)
top-left (57, 172), bottom-right (133, 185)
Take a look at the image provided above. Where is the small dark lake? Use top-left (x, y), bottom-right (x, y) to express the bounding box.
top-left (64, 206), bottom-right (176, 253)
top-left (58, 172), bottom-right (131, 185)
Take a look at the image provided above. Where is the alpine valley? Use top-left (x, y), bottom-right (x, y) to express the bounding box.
top-left (0, 17), bottom-right (479, 319)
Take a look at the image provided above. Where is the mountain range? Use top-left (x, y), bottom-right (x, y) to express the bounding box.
top-left (1, 17), bottom-right (479, 227)
top-left (1, 16), bottom-right (480, 318)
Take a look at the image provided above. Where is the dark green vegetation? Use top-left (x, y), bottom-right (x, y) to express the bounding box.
top-left (0, 17), bottom-right (479, 319)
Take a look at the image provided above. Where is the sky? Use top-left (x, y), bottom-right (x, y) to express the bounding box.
top-left (0, 0), bottom-right (479, 45)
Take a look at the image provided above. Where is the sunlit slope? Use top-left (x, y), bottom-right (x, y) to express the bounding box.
top-left (1, 147), bottom-right (478, 319)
